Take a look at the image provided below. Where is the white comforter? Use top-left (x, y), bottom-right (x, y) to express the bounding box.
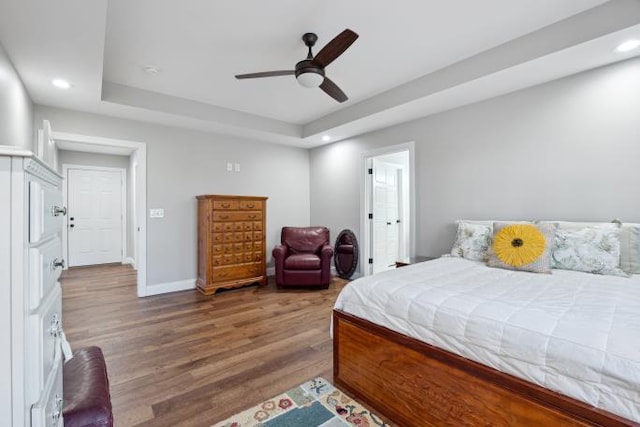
top-left (333, 257), bottom-right (640, 422)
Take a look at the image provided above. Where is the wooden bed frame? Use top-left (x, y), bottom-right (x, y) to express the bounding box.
top-left (333, 309), bottom-right (638, 427)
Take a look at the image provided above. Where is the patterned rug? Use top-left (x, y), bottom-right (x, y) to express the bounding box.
top-left (212, 377), bottom-right (392, 427)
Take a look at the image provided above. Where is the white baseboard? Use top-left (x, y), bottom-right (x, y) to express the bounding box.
top-left (123, 257), bottom-right (136, 270)
top-left (145, 278), bottom-right (196, 296)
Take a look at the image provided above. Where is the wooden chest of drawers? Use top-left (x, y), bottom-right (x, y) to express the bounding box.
top-left (196, 195), bottom-right (268, 295)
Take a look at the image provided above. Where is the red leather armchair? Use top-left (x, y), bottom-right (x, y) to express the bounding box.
top-left (272, 226), bottom-right (334, 288)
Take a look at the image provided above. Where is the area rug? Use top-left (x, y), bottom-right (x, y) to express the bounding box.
top-left (212, 377), bottom-right (392, 427)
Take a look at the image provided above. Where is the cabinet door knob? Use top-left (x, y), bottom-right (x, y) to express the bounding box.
top-left (51, 258), bottom-right (65, 269)
top-left (51, 393), bottom-right (63, 423)
top-left (48, 314), bottom-right (61, 337)
top-left (52, 206), bottom-right (67, 216)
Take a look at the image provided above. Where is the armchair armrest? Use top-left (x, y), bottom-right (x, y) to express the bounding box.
top-left (320, 244), bottom-right (334, 260)
top-left (320, 244), bottom-right (334, 285)
top-left (272, 244), bottom-right (288, 286)
top-left (272, 244), bottom-right (288, 261)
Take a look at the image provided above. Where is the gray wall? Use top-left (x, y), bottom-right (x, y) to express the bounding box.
top-left (310, 57), bottom-right (640, 259)
top-left (57, 150), bottom-right (134, 258)
top-left (0, 42), bottom-right (33, 149)
top-left (36, 106), bottom-right (310, 286)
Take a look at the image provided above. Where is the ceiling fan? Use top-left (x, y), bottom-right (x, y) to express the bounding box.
top-left (235, 29), bottom-right (359, 103)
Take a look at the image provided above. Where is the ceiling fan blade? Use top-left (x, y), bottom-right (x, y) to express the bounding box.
top-left (235, 70), bottom-right (295, 79)
top-left (320, 77), bottom-right (348, 103)
top-left (312, 29), bottom-right (358, 68)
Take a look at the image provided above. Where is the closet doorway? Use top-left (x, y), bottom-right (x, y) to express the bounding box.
top-left (361, 142), bottom-right (415, 276)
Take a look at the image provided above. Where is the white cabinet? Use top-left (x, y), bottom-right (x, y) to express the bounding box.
top-left (0, 146), bottom-right (65, 427)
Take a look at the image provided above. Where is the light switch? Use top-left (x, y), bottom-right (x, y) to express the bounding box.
top-left (226, 162), bottom-right (233, 172)
top-left (234, 163), bottom-right (240, 172)
top-left (150, 208), bottom-right (164, 218)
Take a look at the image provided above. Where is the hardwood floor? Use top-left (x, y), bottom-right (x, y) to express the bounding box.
top-left (61, 265), bottom-right (348, 426)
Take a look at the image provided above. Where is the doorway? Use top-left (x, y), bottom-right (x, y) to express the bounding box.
top-left (66, 166), bottom-right (125, 267)
top-left (361, 142), bottom-right (415, 276)
top-left (54, 131), bottom-right (148, 297)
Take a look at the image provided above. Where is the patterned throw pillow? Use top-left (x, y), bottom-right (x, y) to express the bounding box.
top-left (487, 222), bottom-right (555, 273)
top-left (552, 225), bottom-right (628, 276)
top-left (450, 221), bottom-right (492, 261)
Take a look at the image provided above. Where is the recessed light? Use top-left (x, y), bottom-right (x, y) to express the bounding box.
top-left (142, 65), bottom-right (162, 74)
top-left (322, 135), bottom-right (331, 142)
top-left (616, 40), bottom-right (640, 53)
top-left (51, 79), bottom-right (70, 89)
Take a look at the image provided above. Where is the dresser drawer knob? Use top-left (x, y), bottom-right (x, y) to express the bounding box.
top-left (51, 258), bottom-right (65, 270)
top-left (52, 206), bottom-right (67, 216)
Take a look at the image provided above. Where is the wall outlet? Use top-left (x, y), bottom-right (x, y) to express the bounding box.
top-left (150, 208), bottom-right (164, 218)
top-left (226, 162), bottom-right (233, 172)
top-left (234, 163), bottom-right (240, 172)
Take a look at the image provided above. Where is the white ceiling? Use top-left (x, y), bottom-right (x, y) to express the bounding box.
top-left (1, 0), bottom-right (640, 148)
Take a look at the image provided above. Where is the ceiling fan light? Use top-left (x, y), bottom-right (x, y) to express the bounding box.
top-left (296, 71), bottom-right (324, 88)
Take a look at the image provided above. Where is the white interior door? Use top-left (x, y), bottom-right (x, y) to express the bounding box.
top-left (67, 168), bottom-right (123, 267)
top-left (372, 159), bottom-right (401, 273)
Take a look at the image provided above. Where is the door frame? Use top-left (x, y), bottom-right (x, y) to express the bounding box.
top-left (62, 164), bottom-right (127, 267)
top-left (53, 131), bottom-right (148, 297)
top-left (360, 141), bottom-right (415, 276)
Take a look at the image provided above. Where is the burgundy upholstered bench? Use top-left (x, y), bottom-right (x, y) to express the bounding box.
top-left (63, 346), bottom-right (114, 427)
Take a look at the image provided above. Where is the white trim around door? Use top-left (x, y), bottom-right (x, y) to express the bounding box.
top-left (360, 141), bottom-right (416, 277)
top-left (52, 131), bottom-right (148, 297)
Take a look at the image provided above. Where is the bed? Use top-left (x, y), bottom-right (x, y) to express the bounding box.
top-left (332, 256), bottom-right (640, 426)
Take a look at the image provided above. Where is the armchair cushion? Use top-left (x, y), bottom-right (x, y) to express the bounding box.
top-left (284, 253), bottom-right (321, 270)
top-left (282, 227), bottom-right (329, 254)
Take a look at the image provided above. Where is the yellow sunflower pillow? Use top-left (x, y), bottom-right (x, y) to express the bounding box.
top-left (487, 222), bottom-right (555, 273)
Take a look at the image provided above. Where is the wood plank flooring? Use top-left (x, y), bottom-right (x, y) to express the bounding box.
top-left (61, 265), bottom-right (348, 426)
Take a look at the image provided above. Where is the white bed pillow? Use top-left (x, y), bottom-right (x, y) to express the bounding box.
top-left (551, 224), bottom-right (628, 277)
top-left (450, 220), bottom-right (492, 261)
top-left (619, 223), bottom-right (640, 274)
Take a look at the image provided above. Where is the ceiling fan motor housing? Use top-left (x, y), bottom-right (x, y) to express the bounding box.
top-left (295, 59), bottom-right (325, 87)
